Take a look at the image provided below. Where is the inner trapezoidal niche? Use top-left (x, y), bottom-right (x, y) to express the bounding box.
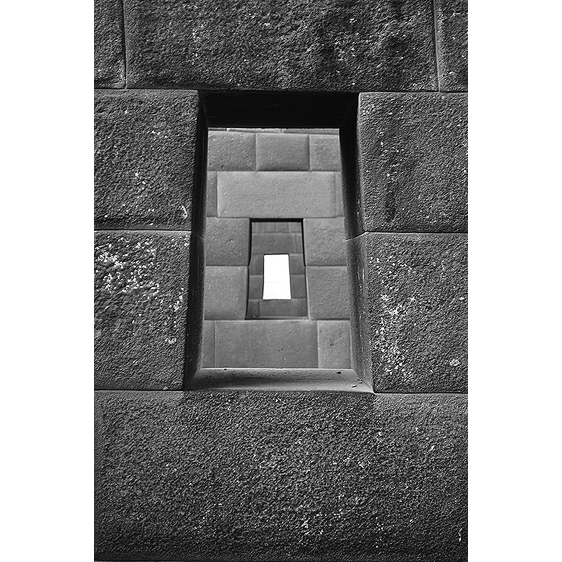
top-left (202, 127), bottom-right (351, 369)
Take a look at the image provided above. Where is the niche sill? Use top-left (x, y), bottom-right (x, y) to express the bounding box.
top-left (187, 368), bottom-right (372, 393)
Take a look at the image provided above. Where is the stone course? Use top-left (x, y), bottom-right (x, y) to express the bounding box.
top-left (123, 0), bottom-right (438, 91)
top-left (95, 391), bottom-right (467, 561)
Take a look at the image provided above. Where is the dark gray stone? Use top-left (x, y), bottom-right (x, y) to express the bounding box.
top-left (435, 0), bottom-right (468, 91)
top-left (205, 217), bottom-right (250, 266)
top-left (124, 0), bottom-right (437, 91)
top-left (94, 0), bottom-right (125, 87)
top-left (95, 390), bottom-right (467, 561)
top-left (94, 231), bottom-right (192, 389)
top-left (357, 93), bottom-right (468, 233)
top-left (215, 320), bottom-right (318, 368)
top-left (348, 232), bottom-right (467, 392)
top-left (95, 90), bottom-right (200, 229)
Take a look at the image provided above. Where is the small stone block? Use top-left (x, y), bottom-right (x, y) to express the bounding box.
top-left (309, 135), bottom-right (341, 171)
top-left (205, 217), bottom-right (250, 266)
top-left (208, 131), bottom-right (256, 171)
top-left (248, 275), bottom-right (264, 299)
top-left (206, 172), bottom-right (217, 217)
top-left (256, 133), bottom-right (309, 171)
top-left (318, 320), bottom-right (351, 369)
top-left (289, 253), bottom-right (305, 274)
top-left (201, 321), bottom-right (215, 368)
top-left (259, 299), bottom-right (307, 318)
top-left (215, 320), bottom-right (318, 367)
top-left (335, 173), bottom-right (343, 216)
top-left (248, 255), bottom-right (264, 275)
top-left (217, 172), bottom-right (336, 218)
top-left (303, 217), bottom-right (346, 266)
top-left (204, 266), bottom-right (248, 320)
top-left (307, 266), bottom-right (350, 319)
top-left (290, 274), bottom-right (307, 298)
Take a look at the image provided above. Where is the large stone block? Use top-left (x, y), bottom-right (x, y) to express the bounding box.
top-left (95, 391), bottom-right (467, 561)
top-left (256, 133), bottom-right (309, 171)
top-left (95, 90), bottom-right (201, 229)
top-left (217, 172), bottom-right (336, 218)
top-left (215, 320), bottom-right (318, 368)
top-left (205, 218), bottom-right (250, 266)
top-left (94, 231), bottom-right (192, 389)
top-left (348, 232), bottom-right (467, 392)
top-left (435, 0), bottom-right (468, 91)
top-left (94, 0), bottom-right (125, 87)
top-left (303, 217), bottom-right (346, 266)
top-left (204, 266), bottom-right (248, 320)
top-left (356, 93), bottom-right (468, 233)
top-left (307, 266), bottom-right (350, 320)
top-left (309, 134), bottom-right (341, 171)
top-left (124, 0), bottom-right (437, 91)
top-left (207, 131), bottom-right (256, 171)
top-left (317, 320), bottom-right (351, 369)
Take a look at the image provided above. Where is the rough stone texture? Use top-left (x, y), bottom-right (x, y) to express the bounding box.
top-left (348, 232), bottom-right (467, 392)
top-left (435, 0), bottom-right (468, 91)
top-left (94, 231), bottom-right (191, 389)
top-left (205, 218), bottom-right (250, 266)
top-left (307, 266), bottom-right (350, 320)
top-left (201, 321), bottom-right (215, 368)
top-left (215, 320), bottom-right (318, 368)
top-left (95, 90), bottom-right (200, 229)
top-left (95, 391), bottom-right (467, 561)
top-left (318, 321), bottom-right (351, 369)
top-left (218, 172), bottom-right (336, 218)
top-left (204, 266), bottom-right (248, 320)
top-left (309, 134), bottom-right (341, 171)
top-left (94, 0), bottom-right (125, 87)
top-left (206, 172), bottom-right (217, 217)
top-left (257, 133), bottom-right (309, 171)
top-left (357, 93), bottom-right (468, 233)
top-left (208, 131), bottom-right (256, 171)
top-left (124, 0), bottom-right (437, 91)
top-left (304, 218), bottom-right (346, 266)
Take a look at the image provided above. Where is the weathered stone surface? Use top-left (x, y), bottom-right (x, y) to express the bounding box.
top-left (348, 232), bottom-right (467, 392)
top-left (304, 218), bottom-right (346, 266)
top-left (357, 93), bottom-right (468, 233)
top-left (215, 320), bottom-right (317, 368)
top-left (256, 133), bottom-right (309, 171)
top-left (95, 391), bottom-right (467, 561)
top-left (309, 134), bottom-right (341, 171)
top-left (124, 0), bottom-right (437, 91)
top-left (318, 320), bottom-right (351, 369)
top-left (307, 266), bottom-right (350, 319)
top-left (94, 231), bottom-right (191, 389)
top-left (435, 0), bottom-right (468, 91)
top-left (204, 266), bottom-right (247, 320)
top-left (205, 218), bottom-right (250, 266)
top-left (95, 90), bottom-right (200, 229)
top-left (201, 321), bottom-right (215, 368)
top-left (206, 172), bottom-right (217, 217)
top-left (94, 0), bottom-right (125, 87)
top-left (208, 131), bottom-right (256, 171)
top-left (218, 172), bottom-right (336, 218)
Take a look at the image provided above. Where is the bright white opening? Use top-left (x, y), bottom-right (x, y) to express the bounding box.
top-left (262, 254), bottom-right (291, 300)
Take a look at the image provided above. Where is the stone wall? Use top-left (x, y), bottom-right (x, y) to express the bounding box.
top-left (95, 0), bottom-right (468, 560)
top-left (203, 128), bottom-right (351, 369)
